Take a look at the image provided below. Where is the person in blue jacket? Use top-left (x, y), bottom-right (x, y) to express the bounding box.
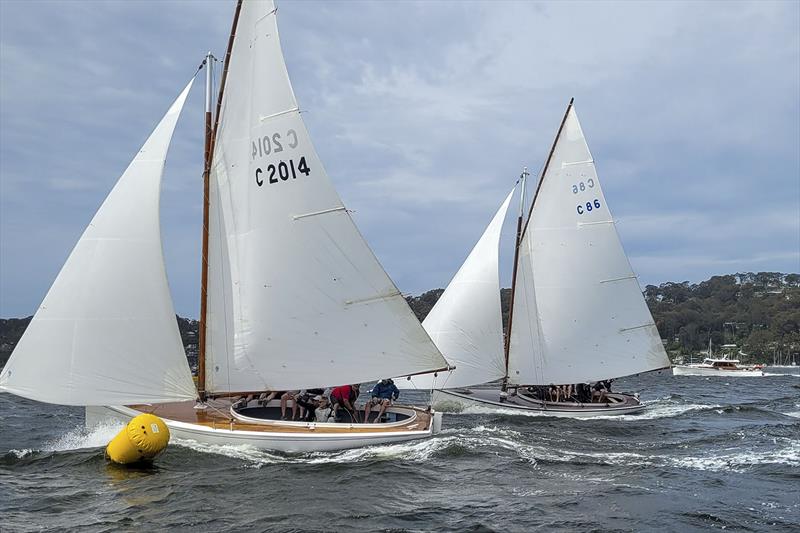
top-left (363, 378), bottom-right (399, 423)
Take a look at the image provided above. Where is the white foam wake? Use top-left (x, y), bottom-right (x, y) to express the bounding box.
top-left (544, 440), bottom-right (800, 472)
top-left (44, 421), bottom-right (123, 452)
top-left (8, 421), bottom-right (124, 458)
top-left (452, 399), bottom-right (723, 421)
top-left (171, 425), bottom-right (539, 467)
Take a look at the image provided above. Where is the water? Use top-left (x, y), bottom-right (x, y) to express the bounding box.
top-left (2, 370), bottom-right (799, 532)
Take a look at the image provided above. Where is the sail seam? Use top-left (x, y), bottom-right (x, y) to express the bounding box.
top-left (293, 206), bottom-right (346, 220)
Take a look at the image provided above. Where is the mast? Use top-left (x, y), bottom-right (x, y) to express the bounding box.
top-left (197, 51), bottom-right (214, 402)
top-left (198, 0), bottom-right (243, 402)
top-left (501, 167), bottom-right (528, 392)
top-left (502, 98), bottom-right (573, 391)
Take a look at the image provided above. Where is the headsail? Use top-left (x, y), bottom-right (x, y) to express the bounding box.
top-left (400, 188), bottom-right (515, 390)
top-left (0, 80), bottom-right (197, 405)
top-left (205, 0), bottom-right (448, 393)
top-left (507, 105), bottom-right (669, 385)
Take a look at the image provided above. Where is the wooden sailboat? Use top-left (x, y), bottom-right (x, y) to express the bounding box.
top-left (0, 0), bottom-right (449, 452)
top-left (401, 99), bottom-right (671, 417)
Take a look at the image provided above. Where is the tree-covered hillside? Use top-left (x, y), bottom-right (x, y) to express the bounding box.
top-left (642, 272), bottom-right (799, 363)
top-left (405, 272), bottom-right (799, 364)
top-left (1, 272), bottom-right (798, 368)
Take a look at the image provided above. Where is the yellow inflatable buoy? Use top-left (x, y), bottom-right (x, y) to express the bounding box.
top-left (106, 414), bottom-right (170, 465)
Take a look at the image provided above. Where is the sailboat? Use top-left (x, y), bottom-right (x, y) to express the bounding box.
top-left (0, 0), bottom-right (450, 453)
top-left (401, 100), bottom-right (671, 417)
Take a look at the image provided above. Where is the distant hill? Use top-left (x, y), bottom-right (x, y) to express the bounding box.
top-left (403, 272), bottom-right (800, 364)
top-left (1, 272), bottom-right (798, 368)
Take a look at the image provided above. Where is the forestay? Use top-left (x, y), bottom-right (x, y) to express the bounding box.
top-left (400, 188), bottom-right (515, 390)
top-left (508, 106), bottom-right (669, 385)
top-left (0, 81), bottom-right (197, 405)
top-left (205, 0), bottom-right (447, 393)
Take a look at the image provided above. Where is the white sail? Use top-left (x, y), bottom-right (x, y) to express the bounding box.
top-left (400, 188), bottom-right (515, 390)
top-left (205, 0), bottom-right (447, 393)
top-left (0, 81), bottom-right (197, 405)
top-left (508, 105), bottom-right (669, 385)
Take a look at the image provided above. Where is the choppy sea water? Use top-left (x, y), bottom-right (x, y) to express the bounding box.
top-left (1, 369), bottom-right (799, 532)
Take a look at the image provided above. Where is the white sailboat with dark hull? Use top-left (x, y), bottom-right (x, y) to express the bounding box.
top-left (0, 0), bottom-right (449, 453)
top-left (402, 100), bottom-right (671, 417)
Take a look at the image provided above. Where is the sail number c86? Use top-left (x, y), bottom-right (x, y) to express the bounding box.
top-left (576, 199), bottom-right (601, 214)
top-left (255, 157), bottom-right (311, 186)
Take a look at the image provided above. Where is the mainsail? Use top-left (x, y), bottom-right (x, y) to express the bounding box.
top-left (205, 0), bottom-right (448, 393)
top-left (0, 81), bottom-right (197, 405)
top-left (507, 104), bottom-right (669, 385)
top-left (400, 188), bottom-right (515, 390)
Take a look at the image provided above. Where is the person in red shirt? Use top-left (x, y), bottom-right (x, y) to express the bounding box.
top-left (331, 384), bottom-right (360, 422)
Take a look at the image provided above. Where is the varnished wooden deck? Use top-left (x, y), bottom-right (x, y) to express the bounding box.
top-left (129, 401), bottom-right (432, 434)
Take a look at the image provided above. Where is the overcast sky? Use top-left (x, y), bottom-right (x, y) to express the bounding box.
top-left (1, 0), bottom-right (798, 318)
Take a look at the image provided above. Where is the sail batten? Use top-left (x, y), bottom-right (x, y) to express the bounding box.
top-left (205, 0), bottom-right (447, 393)
top-left (507, 105), bottom-right (669, 385)
top-left (0, 80), bottom-right (197, 406)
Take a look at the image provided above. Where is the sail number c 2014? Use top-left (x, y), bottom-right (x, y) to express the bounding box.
top-left (251, 128), bottom-right (311, 186)
top-left (255, 157), bottom-right (311, 186)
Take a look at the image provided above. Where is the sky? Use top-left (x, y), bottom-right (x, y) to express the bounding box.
top-left (0, 0), bottom-right (798, 318)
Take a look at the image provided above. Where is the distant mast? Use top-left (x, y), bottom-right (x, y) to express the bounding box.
top-left (502, 98), bottom-right (574, 390)
top-left (501, 167), bottom-right (528, 392)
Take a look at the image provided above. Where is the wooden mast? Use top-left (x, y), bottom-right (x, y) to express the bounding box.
top-left (198, 0), bottom-right (243, 402)
top-left (501, 98), bottom-right (574, 391)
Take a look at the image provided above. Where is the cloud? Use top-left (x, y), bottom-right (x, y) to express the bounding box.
top-left (1, 0), bottom-right (797, 317)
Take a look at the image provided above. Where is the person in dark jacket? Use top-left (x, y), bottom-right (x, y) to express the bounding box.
top-left (364, 379), bottom-right (399, 423)
top-left (294, 388), bottom-right (328, 422)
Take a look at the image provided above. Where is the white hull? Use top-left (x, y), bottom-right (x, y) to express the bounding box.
top-left (432, 389), bottom-right (645, 418)
top-left (86, 404), bottom-right (442, 454)
top-left (672, 366), bottom-right (764, 377)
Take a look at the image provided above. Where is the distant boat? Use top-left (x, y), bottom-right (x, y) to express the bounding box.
top-left (400, 100), bottom-right (671, 417)
top-left (0, 0), bottom-right (450, 453)
top-left (671, 358), bottom-right (765, 377)
top-left (673, 340), bottom-right (764, 377)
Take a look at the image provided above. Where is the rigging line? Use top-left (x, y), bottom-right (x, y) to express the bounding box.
top-left (205, 399), bottom-right (234, 422)
top-left (619, 323), bottom-right (657, 333)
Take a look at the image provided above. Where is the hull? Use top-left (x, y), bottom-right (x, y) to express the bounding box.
top-left (86, 400), bottom-right (441, 454)
top-left (672, 366), bottom-right (764, 377)
top-left (432, 388), bottom-right (645, 418)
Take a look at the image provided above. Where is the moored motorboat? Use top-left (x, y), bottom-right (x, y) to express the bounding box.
top-left (672, 358), bottom-right (764, 377)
